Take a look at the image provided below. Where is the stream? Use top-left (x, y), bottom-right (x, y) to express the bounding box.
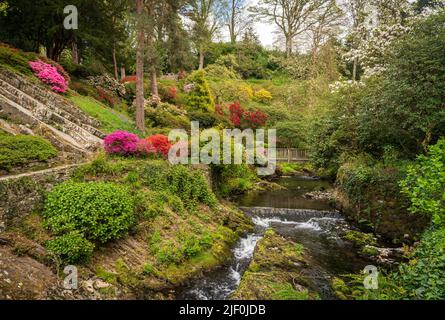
top-left (177, 176), bottom-right (369, 300)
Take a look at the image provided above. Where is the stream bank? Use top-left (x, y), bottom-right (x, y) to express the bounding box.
top-left (176, 176), bottom-right (373, 300)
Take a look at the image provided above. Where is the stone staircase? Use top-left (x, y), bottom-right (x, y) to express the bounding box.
top-left (0, 67), bottom-right (105, 154)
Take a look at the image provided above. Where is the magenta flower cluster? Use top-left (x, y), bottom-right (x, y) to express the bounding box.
top-left (29, 60), bottom-right (68, 93)
top-left (104, 130), bottom-right (140, 155)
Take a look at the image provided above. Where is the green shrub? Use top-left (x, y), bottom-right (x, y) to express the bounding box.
top-left (180, 232), bottom-right (213, 259)
top-left (185, 70), bottom-right (215, 112)
top-left (0, 132), bottom-right (58, 171)
top-left (166, 165), bottom-right (217, 210)
top-left (393, 227), bottom-right (445, 300)
top-left (188, 110), bottom-right (218, 128)
top-left (43, 181), bottom-right (136, 243)
top-left (46, 232), bottom-right (95, 264)
top-left (145, 102), bottom-right (190, 129)
top-left (205, 64), bottom-right (240, 79)
top-left (400, 138), bottom-right (445, 225)
top-left (276, 120), bottom-right (308, 148)
top-left (135, 190), bottom-right (185, 219)
top-left (213, 164), bottom-right (257, 197)
top-left (137, 162), bottom-right (217, 210)
top-left (209, 80), bottom-right (255, 104)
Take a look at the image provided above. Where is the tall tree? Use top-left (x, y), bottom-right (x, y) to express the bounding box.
top-left (0, 0), bottom-right (128, 63)
top-left (223, 0), bottom-right (252, 43)
top-left (307, 0), bottom-right (343, 64)
top-left (135, 0), bottom-right (145, 132)
top-left (249, 0), bottom-right (325, 57)
top-left (342, 0), bottom-right (369, 81)
top-left (186, 0), bottom-right (223, 69)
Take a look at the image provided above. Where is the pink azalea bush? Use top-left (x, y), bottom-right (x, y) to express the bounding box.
top-left (104, 130), bottom-right (140, 156)
top-left (29, 60), bottom-right (68, 93)
top-left (137, 139), bottom-right (157, 156)
top-left (104, 131), bottom-right (174, 158)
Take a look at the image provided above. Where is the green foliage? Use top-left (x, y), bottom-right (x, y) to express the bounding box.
top-left (343, 230), bottom-right (377, 247)
top-left (145, 102), bottom-right (190, 130)
top-left (275, 120), bottom-right (308, 148)
top-left (337, 155), bottom-right (407, 207)
top-left (310, 12), bottom-right (445, 172)
top-left (188, 110), bottom-right (219, 128)
top-left (394, 227), bottom-right (445, 300)
top-left (400, 139), bottom-right (445, 225)
top-left (270, 283), bottom-right (310, 300)
top-left (165, 165), bottom-right (218, 210)
top-left (205, 64), bottom-right (240, 80)
top-left (213, 164), bottom-right (257, 197)
top-left (335, 227), bottom-right (445, 300)
top-left (135, 190), bottom-right (185, 219)
top-left (134, 161), bottom-right (217, 210)
top-left (209, 80), bottom-right (253, 104)
top-left (205, 42), bottom-right (276, 79)
top-left (185, 70), bottom-right (215, 112)
top-left (0, 132), bottom-right (58, 171)
top-left (46, 232), bottom-right (95, 264)
top-left (149, 229), bottom-right (213, 265)
top-left (279, 162), bottom-right (306, 175)
top-left (43, 181), bottom-right (136, 243)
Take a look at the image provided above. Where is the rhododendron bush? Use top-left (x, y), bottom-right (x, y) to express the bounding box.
top-left (142, 134), bottom-right (172, 157)
top-left (104, 131), bottom-right (172, 158)
top-left (29, 60), bottom-right (68, 93)
top-left (104, 130), bottom-right (140, 155)
top-left (218, 102), bottom-right (268, 129)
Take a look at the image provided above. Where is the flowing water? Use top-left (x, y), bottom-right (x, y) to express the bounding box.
top-left (177, 176), bottom-right (368, 300)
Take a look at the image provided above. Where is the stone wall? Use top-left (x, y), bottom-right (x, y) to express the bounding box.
top-left (0, 164), bottom-right (82, 231)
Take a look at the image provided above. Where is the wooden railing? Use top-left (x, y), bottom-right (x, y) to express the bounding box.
top-left (276, 148), bottom-right (309, 163)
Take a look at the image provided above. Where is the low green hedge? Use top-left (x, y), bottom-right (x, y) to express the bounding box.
top-left (0, 132), bottom-right (58, 171)
top-left (43, 181), bottom-right (136, 244)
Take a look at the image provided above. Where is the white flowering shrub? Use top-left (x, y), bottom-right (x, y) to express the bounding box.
top-left (87, 74), bottom-right (126, 97)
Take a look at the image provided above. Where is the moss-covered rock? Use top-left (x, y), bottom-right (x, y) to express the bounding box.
top-left (231, 230), bottom-right (318, 300)
top-left (343, 230), bottom-right (377, 248)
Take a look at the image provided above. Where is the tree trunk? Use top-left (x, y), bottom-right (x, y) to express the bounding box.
top-left (229, 0), bottom-right (236, 44)
top-left (352, 57), bottom-right (358, 82)
top-left (112, 46), bottom-right (119, 80)
top-left (135, 0), bottom-right (145, 133)
top-left (150, 66), bottom-right (158, 97)
top-left (120, 66), bottom-right (126, 81)
top-left (72, 40), bottom-right (79, 65)
top-left (285, 36), bottom-right (293, 58)
top-left (198, 49), bottom-right (205, 70)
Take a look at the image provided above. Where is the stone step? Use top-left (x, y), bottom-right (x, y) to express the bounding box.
top-left (0, 90), bottom-right (102, 150)
top-left (0, 68), bottom-right (101, 128)
top-left (0, 79), bottom-right (105, 139)
top-left (0, 93), bottom-right (96, 153)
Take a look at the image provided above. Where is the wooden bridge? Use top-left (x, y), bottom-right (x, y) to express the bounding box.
top-left (275, 148), bottom-right (309, 163)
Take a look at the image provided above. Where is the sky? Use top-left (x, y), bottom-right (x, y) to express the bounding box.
top-left (249, 0), bottom-right (276, 48)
